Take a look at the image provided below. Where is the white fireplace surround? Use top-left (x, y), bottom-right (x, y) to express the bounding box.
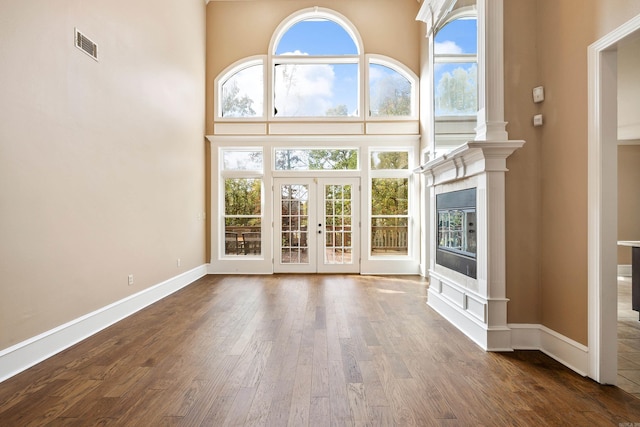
top-left (418, 141), bottom-right (524, 350)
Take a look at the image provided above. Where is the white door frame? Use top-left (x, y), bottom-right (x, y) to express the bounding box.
top-left (273, 177), bottom-right (361, 274)
top-left (588, 13), bottom-right (640, 384)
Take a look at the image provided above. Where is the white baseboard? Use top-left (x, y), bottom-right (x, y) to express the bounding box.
top-left (618, 264), bottom-right (632, 277)
top-left (509, 323), bottom-right (589, 377)
top-left (425, 289), bottom-right (590, 376)
top-left (0, 265), bottom-right (208, 383)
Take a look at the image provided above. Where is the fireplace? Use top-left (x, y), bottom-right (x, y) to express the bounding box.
top-left (436, 188), bottom-right (477, 278)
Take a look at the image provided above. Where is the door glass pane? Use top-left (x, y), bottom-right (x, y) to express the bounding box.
top-left (324, 184), bottom-right (353, 265)
top-left (280, 184), bottom-right (309, 264)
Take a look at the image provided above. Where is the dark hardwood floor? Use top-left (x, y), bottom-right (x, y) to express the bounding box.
top-left (1, 274), bottom-right (640, 426)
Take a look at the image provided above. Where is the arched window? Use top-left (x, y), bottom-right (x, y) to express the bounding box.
top-left (368, 56), bottom-right (417, 118)
top-left (270, 8), bottom-right (362, 118)
top-left (216, 57), bottom-right (265, 119)
top-left (433, 15), bottom-right (478, 152)
top-left (214, 8), bottom-right (418, 125)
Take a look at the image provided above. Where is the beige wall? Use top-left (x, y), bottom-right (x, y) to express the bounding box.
top-left (495, 0), bottom-right (640, 341)
top-left (618, 145), bottom-right (640, 264)
top-left (503, 0), bottom-right (543, 324)
top-left (205, 0), bottom-right (422, 135)
top-left (0, 0), bottom-right (206, 350)
top-left (618, 36), bottom-right (640, 140)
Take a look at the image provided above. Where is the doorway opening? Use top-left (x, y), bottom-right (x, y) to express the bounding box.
top-left (588, 14), bottom-right (640, 385)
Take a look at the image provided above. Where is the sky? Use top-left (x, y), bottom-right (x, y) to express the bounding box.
top-left (224, 17), bottom-right (477, 118)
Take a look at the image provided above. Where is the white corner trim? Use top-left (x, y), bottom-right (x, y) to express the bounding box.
top-left (0, 265), bottom-right (208, 383)
top-left (510, 324), bottom-right (590, 377)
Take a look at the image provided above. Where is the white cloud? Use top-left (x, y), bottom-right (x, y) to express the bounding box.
top-left (434, 40), bottom-right (463, 55)
top-left (274, 63), bottom-right (336, 116)
top-left (368, 66), bottom-right (385, 84)
top-left (279, 50), bottom-right (310, 56)
top-left (226, 65), bottom-right (264, 115)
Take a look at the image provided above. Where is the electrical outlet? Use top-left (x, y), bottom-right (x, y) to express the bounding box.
top-left (177, 258), bottom-right (181, 267)
top-left (128, 274), bottom-right (134, 286)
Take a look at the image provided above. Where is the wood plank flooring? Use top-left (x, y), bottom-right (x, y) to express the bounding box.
top-left (618, 276), bottom-right (640, 398)
top-left (2, 274), bottom-right (640, 426)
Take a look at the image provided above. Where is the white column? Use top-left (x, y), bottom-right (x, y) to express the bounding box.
top-left (475, 0), bottom-right (508, 141)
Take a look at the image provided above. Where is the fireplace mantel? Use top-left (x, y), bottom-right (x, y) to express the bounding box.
top-left (417, 140), bottom-right (524, 351)
top-left (415, 141), bottom-right (525, 187)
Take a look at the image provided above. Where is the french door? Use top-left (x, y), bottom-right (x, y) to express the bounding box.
top-left (274, 177), bottom-right (360, 273)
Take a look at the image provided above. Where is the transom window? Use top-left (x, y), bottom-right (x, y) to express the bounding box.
top-left (274, 148), bottom-right (358, 171)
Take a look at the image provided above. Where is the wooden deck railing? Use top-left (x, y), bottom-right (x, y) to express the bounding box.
top-left (371, 226), bottom-right (408, 252)
top-left (225, 226), bottom-right (408, 253)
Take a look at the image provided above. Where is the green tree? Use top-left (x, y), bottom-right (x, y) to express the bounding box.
top-left (325, 104), bottom-right (349, 116)
top-left (371, 178), bottom-right (408, 217)
top-left (222, 81), bottom-right (256, 117)
top-left (435, 64), bottom-right (477, 115)
top-left (224, 178), bottom-right (261, 226)
top-left (274, 149), bottom-right (357, 171)
top-left (370, 74), bottom-right (411, 116)
top-left (308, 149), bottom-right (357, 170)
top-left (372, 152), bottom-right (409, 170)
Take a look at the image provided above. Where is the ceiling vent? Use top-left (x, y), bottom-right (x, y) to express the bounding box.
top-left (75, 28), bottom-right (98, 61)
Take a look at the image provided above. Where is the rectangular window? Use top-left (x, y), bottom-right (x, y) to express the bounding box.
top-left (224, 178), bottom-right (262, 256)
top-left (273, 63), bottom-right (359, 117)
top-left (274, 148), bottom-right (358, 171)
top-left (371, 177), bottom-right (409, 256)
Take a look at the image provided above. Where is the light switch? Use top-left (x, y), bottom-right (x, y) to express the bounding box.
top-left (533, 86), bottom-right (545, 103)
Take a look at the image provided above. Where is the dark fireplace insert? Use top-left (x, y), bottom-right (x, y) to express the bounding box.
top-left (436, 188), bottom-right (477, 278)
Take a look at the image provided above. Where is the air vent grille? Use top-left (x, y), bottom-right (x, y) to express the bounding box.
top-left (75, 28), bottom-right (98, 61)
